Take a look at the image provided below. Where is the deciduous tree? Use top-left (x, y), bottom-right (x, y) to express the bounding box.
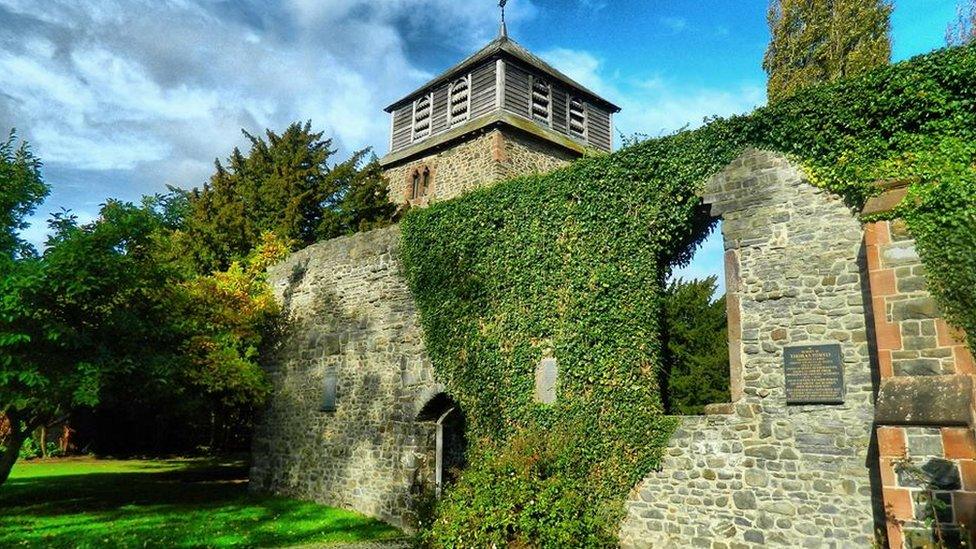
top-left (0, 201), bottom-right (175, 484)
top-left (947, 0), bottom-right (976, 46)
top-left (0, 131), bottom-right (47, 261)
top-left (764, 0), bottom-right (892, 103)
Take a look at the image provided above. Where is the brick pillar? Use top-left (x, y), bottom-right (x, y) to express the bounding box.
top-left (864, 186), bottom-right (976, 548)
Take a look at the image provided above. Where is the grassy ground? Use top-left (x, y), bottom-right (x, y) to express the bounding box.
top-left (0, 457), bottom-right (404, 548)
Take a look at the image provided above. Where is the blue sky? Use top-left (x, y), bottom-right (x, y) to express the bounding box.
top-left (0, 0), bottom-right (960, 288)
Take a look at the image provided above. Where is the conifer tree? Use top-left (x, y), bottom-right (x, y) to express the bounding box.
top-left (946, 0), bottom-right (976, 46)
top-left (660, 277), bottom-right (730, 415)
top-left (181, 121), bottom-right (394, 272)
top-left (763, 0), bottom-right (893, 103)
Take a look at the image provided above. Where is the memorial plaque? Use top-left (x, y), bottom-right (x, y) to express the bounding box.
top-left (783, 344), bottom-right (845, 405)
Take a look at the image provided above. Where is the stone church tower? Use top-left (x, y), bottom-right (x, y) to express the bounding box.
top-left (379, 26), bottom-right (621, 207)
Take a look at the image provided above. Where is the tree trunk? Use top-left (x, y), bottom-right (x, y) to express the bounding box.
top-left (0, 426), bottom-right (29, 486)
top-left (39, 426), bottom-right (48, 459)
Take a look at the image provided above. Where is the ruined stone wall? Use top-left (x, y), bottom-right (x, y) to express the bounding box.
top-left (620, 150), bottom-right (882, 548)
top-left (249, 226), bottom-right (441, 530)
top-left (382, 129), bottom-right (576, 206)
top-left (253, 147), bottom-right (975, 546)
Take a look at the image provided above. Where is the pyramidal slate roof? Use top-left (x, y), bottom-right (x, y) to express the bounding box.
top-left (384, 32), bottom-right (621, 114)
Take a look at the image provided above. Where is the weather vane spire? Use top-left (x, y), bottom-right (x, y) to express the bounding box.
top-left (499, 0), bottom-right (508, 38)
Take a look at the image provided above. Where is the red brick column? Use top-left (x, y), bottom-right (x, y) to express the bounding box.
top-left (864, 220), bottom-right (974, 379)
top-left (865, 216), bottom-right (976, 548)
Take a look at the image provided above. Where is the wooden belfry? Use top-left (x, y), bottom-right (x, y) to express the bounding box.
top-left (379, 0), bottom-right (620, 186)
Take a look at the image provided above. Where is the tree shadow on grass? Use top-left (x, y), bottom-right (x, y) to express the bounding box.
top-left (0, 460), bottom-right (402, 548)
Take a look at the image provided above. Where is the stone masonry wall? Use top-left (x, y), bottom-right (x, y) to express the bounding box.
top-left (383, 128), bottom-right (576, 206)
top-left (620, 150), bottom-right (881, 548)
top-left (499, 128), bottom-right (578, 181)
top-left (249, 226), bottom-right (441, 530)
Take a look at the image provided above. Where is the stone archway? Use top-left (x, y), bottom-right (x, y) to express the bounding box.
top-left (416, 392), bottom-right (467, 495)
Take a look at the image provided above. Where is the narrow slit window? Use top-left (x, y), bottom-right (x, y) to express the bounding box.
top-left (531, 78), bottom-right (552, 125)
top-left (569, 97), bottom-right (586, 139)
top-left (449, 77), bottom-right (470, 127)
top-left (321, 371), bottom-right (338, 412)
top-left (413, 94), bottom-right (432, 141)
top-left (420, 168), bottom-right (431, 197)
top-left (411, 171), bottom-right (421, 199)
top-left (410, 167), bottom-right (431, 200)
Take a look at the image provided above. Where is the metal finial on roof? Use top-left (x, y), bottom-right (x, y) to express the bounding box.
top-left (499, 0), bottom-right (508, 38)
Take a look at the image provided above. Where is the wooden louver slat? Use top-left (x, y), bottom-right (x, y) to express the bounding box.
top-left (569, 97), bottom-right (586, 138)
top-left (413, 94), bottom-right (432, 141)
top-left (449, 76), bottom-right (471, 127)
top-left (531, 78), bottom-right (551, 124)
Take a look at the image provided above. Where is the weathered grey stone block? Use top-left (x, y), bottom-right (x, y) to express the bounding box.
top-left (534, 357), bottom-right (558, 404)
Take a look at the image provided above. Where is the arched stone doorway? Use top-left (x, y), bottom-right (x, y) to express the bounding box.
top-left (416, 392), bottom-right (467, 494)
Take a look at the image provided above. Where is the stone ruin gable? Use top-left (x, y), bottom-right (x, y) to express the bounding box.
top-left (249, 225), bottom-right (441, 530)
top-left (383, 128), bottom-right (576, 205)
top-left (620, 150), bottom-right (882, 548)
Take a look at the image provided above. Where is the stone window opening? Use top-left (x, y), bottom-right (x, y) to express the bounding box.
top-left (320, 370), bottom-right (338, 413)
top-left (408, 166), bottom-right (432, 202)
top-left (416, 392), bottom-right (467, 495)
top-left (660, 220), bottom-right (740, 416)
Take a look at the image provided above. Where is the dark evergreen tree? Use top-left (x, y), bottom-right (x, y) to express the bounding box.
top-left (661, 276), bottom-right (730, 415)
top-left (764, 0), bottom-right (892, 103)
top-left (182, 121), bottom-right (394, 272)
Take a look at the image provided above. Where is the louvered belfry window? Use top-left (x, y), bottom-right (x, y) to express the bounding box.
top-left (531, 78), bottom-right (552, 125)
top-left (569, 97), bottom-right (586, 139)
top-left (449, 77), bottom-right (471, 127)
top-left (412, 94), bottom-right (432, 141)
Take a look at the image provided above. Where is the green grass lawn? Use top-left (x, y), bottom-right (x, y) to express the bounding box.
top-left (0, 457), bottom-right (404, 548)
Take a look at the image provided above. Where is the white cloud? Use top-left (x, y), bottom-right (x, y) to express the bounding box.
top-left (660, 16), bottom-right (688, 33)
top-left (618, 79), bottom-right (765, 139)
top-left (0, 0), bottom-right (546, 249)
top-left (538, 48), bottom-right (608, 94)
top-left (541, 47), bottom-right (765, 141)
top-left (0, 0), bottom-right (538, 194)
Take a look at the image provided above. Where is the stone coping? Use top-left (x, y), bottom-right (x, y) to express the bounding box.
top-left (861, 178), bottom-right (917, 216)
top-left (875, 374), bottom-right (976, 428)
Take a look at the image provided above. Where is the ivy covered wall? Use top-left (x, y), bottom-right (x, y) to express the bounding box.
top-left (400, 45), bottom-right (976, 545)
